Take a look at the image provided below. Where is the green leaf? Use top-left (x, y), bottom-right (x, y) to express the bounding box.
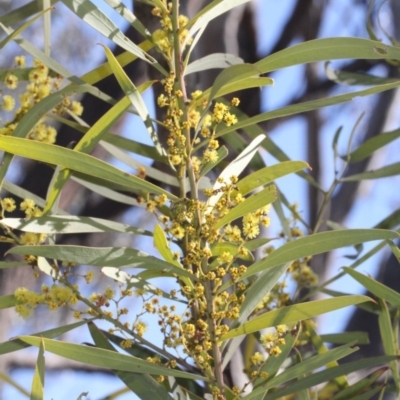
top-left (260, 356), bottom-right (397, 400)
top-left (102, 45), bottom-right (166, 157)
top-left (1, 216), bottom-right (151, 236)
top-left (237, 263), bottom-right (290, 325)
top-left (245, 342), bottom-right (359, 400)
top-left (153, 225), bottom-right (181, 267)
top-left (325, 62), bottom-right (398, 86)
top-left (0, 261), bottom-right (29, 269)
top-left (0, 136), bottom-right (177, 199)
top-left (0, 320), bottom-right (88, 356)
top-left (221, 295), bottom-right (371, 340)
top-left (210, 242), bottom-right (253, 261)
top-left (61, 0), bottom-right (166, 74)
top-left (104, 133), bottom-right (165, 162)
top-left (214, 185), bottom-right (277, 230)
top-left (88, 323), bottom-right (172, 400)
top-left (0, 8), bottom-right (52, 49)
top-left (209, 64), bottom-right (262, 103)
top-left (344, 267), bottom-right (400, 308)
top-left (212, 77), bottom-right (274, 99)
top-left (185, 53), bottom-right (244, 75)
top-left (44, 95), bottom-right (136, 212)
top-left (378, 299), bottom-right (400, 392)
top-left (18, 337), bottom-right (206, 380)
top-left (257, 37), bottom-right (400, 74)
top-left (388, 240), bottom-right (400, 263)
top-left (330, 368), bottom-right (387, 400)
top-left (0, 295), bottom-right (17, 310)
top-left (184, 0), bottom-right (252, 47)
top-left (320, 332), bottom-right (369, 345)
top-left (241, 229), bottom-right (400, 280)
top-left (0, 0), bottom-right (58, 25)
top-left (216, 79), bottom-right (400, 139)
top-left (8, 245), bottom-right (195, 278)
top-left (340, 162), bottom-right (400, 181)
top-left (236, 161), bottom-right (309, 195)
top-left (207, 134), bottom-right (265, 211)
top-left (0, 371), bottom-right (30, 397)
top-left (101, 0), bottom-right (152, 40)
top-left (30, 339), bottom-right (45, 400)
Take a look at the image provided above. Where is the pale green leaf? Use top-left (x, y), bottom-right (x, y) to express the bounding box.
top-left (221, 295), bottom-right (371, 340)
top-left (210, 242), bottom-right (253, 261)
top-left (102, 45), bottom-right (166, 156)
top-left (44, 95), bottom-right (134, 212)
top-left (340, 162), bottom-right (400, 181)
top-left (378, 299), bottom-right (400, 391)
top-left (207, 134), bottom-right (265, 211)
top-left (212, 77), bottom-right (274, 99)
top-left (0, 320), bottom-right (88, 355)
top-left (237, 263), bottom-right (290, 325)
top-left (88, 323), bottom-right (172, 400)
top-left (330, 368), bottom-right (387, 400)
top-left (320, 332), bottom-right (369, 345)
top-left (259, 356), bottom-right (397, 400)
top-left (325, 62), bottom-right (398, 86)
top-left (0, 261), bottom-right (30, 269)
top-left (8, 245), bottom-right (194, 278)
top-left (214, 185), bottom-right (277, 230)
top-left (0, 295), bottom-right (17, 310)
top-left (236, 161), bottom-right (309, 195)
top-left (209, 64), bottom-right (261, 103)
top-left (241, 229), bottom-right (400, 281)
top-left (0, 371), bottom-right (30, 397)
top-left (18, 337), bottom-right (206, 380)
top-left (37, 257), bottom-right (60, 279)
top-left (154, 225), bottom-right (181, 267)
top-left (71, 176), bottom-right (143, 207)
top-left (184, 0), bottom-right (252, 47)
top-left (1, 216), bottom-right (151, 236)
top-left (185, 53), bottom-right (243, 75)
top-left (30, 339), bottom-right (45, 400)
top-left (216, 80), bottom-right (400, 139)
top-left (256, 37), bottom-right (400, 74)
top-left (61, 0), bottom-right (166, 74)
top-left (245, 342), bottom-right (358, 400)
top-left (388, 240), bottom-right (400, 263)
top-left (101, 0), bottom-right (152, 39)
top-left (0, 136), bottom-right (177, 200)
top-left (0, 8), bottom-right (52, 49)
top-left (344, 267), bottom-right (400, 308)
top-left (0, 0), bottom-right (58, 25)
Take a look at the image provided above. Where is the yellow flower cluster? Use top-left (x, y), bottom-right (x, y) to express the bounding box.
top-left (14, 284), bottom-right (78, 318)
top-left (151, 4), bottom-right (192, 57)
top-left (0, 56), bottom-right (83, 143)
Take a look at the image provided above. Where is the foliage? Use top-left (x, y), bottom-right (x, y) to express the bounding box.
top-left (0, 1), bottom-right (399, 399)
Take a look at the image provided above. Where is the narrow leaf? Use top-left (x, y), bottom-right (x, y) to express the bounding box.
top-left (236, 161), bottom-right (309, 195)
top-left (207, 134), bottom-right (265, 211)
top-left (88, 323), bottom-right (172, 400)
top-left (341, 162), bottom-right (400, 181)
top-left (102, 45), bottom-right (166, 156)
top-left (0, 295), bottom-right (17, 310)
top-left (185, 53), bottom-right (243, 75)
top-left (215, 185), bottom-right (277, 230)
top-left (1, 216), bottom-right (151, 236)
top-left (19, 337), bottom-right (206, 380)
top-left (344, 267), bottom-right (400, 308)
top-left (61, 0), bottom-right (165, 73)
top-left (241, 229), bottom-right (399, 280)
top-left (0, 136), bottom-right (176, 199)
top-left (8, 245), bottom-right (194, 278)
top-left (30, 339), bottom-right (45, 400)
top-left (221, 295), bottom-right (371, 340)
